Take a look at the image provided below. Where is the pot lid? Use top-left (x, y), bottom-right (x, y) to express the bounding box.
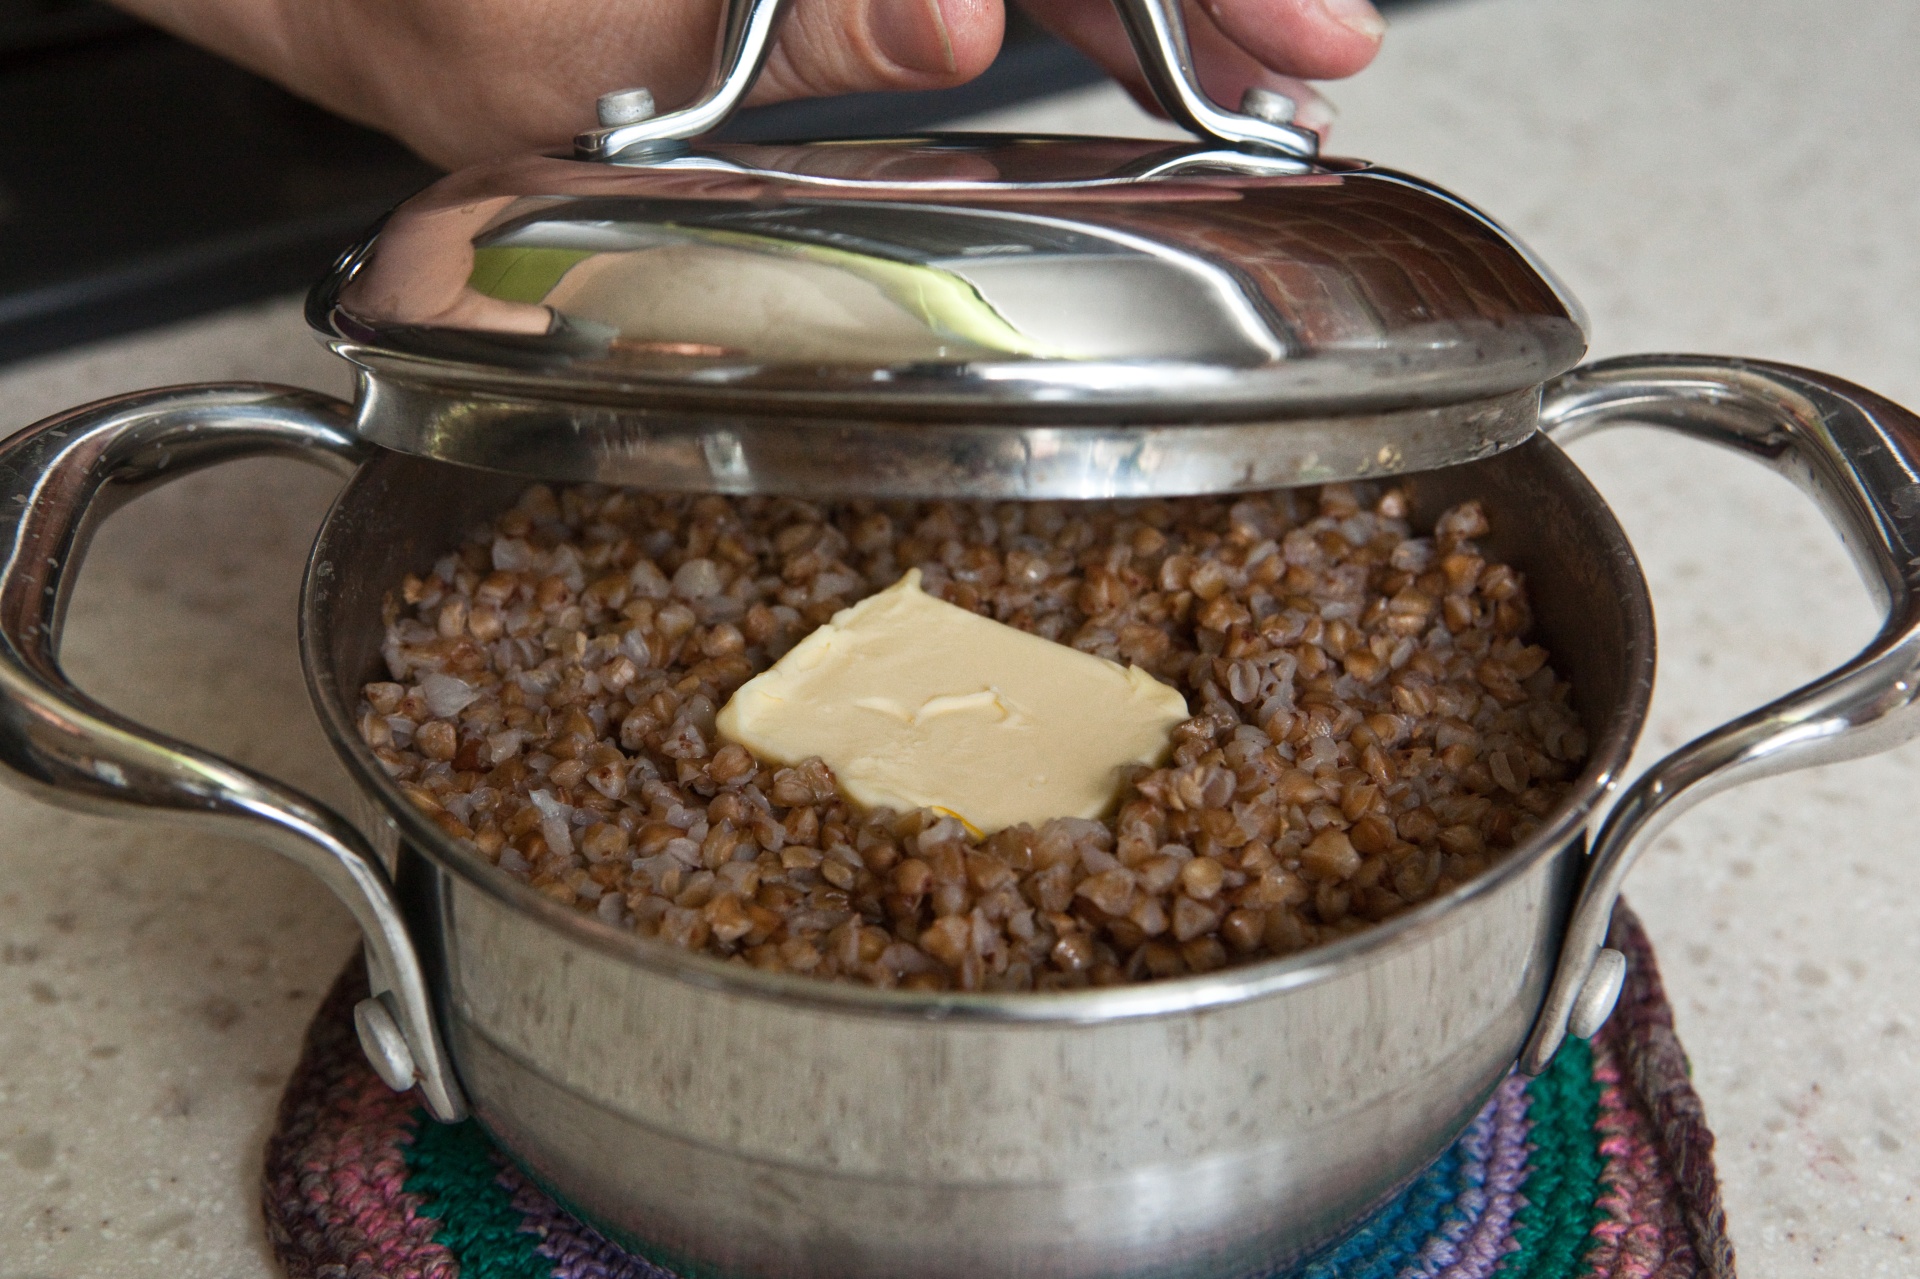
top-left (308, 0), bottom-right (1586, 496)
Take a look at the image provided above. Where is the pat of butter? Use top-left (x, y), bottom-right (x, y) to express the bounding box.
top-left (715, 569), bottom-right (1188, 833)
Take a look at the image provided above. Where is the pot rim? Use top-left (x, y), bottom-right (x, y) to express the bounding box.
top-left (301, 435), bottom-right (1653, 1025)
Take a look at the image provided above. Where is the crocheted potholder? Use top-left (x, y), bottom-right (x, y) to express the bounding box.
top-left (263, 902), bottom-right (1734, 1279)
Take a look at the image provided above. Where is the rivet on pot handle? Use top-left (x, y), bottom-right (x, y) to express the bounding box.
top-left (0, 385), bottom-right (467, 1121)
top-left (1522, 356), bottom-right (1920, 1074)
top-left (573, 0), bottom-right (1317, 159)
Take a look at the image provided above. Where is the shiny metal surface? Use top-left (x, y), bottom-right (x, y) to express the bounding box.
top-left (297, 434), bottom-right (1653, 1278)
top-left (1566, 947), bottom-right (1627, 1042)
top-left (1521, 357), bottom-right (1920, 1073)
top-left (0, 385), bottom-right (466, 1122)
top-left (596, 88), bottom-right (657, 127)
top-left (1240, 87), bottom-right (1299, 125)
top-left (9, 358), bottom-right (1917, 1276)
top-left (1110, 0), bottom-right (1319, 156)
top-left (570, 0), bottom-right (1314, 159)
top-left (433, 858), bottom-right (1549, 1275)
top-left (575, 0), bottom-right (795, 158)
top-left (315, 143), bottom-right (1584, 488)
top-left (354, 994), bottom-right (419, 1092)
top-left (348, 377), bottom-right (1540, 498)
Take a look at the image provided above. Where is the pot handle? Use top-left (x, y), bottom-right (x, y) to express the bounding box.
top-left (572, 0), bottom-right (1318, 159)
top-left (0, 384), bottom-right (467, 1121)
top-left (1521, 355), bottom-right (1920, 1074)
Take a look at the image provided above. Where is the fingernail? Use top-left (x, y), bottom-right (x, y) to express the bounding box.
top-left (1320, 0), bottom-right (1386, 40)
top-left (872, 0), bottom-right (958, 75)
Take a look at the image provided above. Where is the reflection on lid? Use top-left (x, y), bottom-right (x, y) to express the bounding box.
top-left (469, 202), bottom-right (1289, 367)
top-left (319, 138), bottom-right (1584, 415)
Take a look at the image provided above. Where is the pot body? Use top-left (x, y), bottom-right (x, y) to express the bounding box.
top-left (411, 837), bottom-right (1578, 1277)
top-left (302, 434), bottom-right (1651, 1279)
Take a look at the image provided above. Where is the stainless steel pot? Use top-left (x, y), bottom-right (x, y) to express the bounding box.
top-left (3, 0), bottom-right (1919, 1271)
top-left (2, 360), bottom-right (1917, 1277)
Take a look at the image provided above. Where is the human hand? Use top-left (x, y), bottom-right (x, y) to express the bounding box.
top-left (115, 0), bottom-right (1382, 168)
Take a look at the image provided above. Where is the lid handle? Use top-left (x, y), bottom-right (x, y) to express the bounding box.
top-left (575, 0), bottom-right (1319, 159)
top-left (1109, 0), bottom-right (1319, 157)
top-left (576, 0), bottom-right (797, 159)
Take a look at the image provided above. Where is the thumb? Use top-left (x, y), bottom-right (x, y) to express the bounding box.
top-left (749, 0), bottom-right (1005, 102)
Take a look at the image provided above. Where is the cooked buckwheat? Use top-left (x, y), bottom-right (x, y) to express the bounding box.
top-left (362, 483), bottom-right (1586, 991)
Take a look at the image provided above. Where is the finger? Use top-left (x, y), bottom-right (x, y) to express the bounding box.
top-left (751, 0), bottom-right (1006, 102)
top-left (1185, 8), bottom-right (1340, 136)
top-left (1199, 0), bottom-right (1383, 81)
top-left (1017, 0), bottom-right (1379, 106)
top-left (269, 0), bottom-right (1006, 167)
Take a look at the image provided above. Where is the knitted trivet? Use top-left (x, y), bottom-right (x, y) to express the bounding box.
top-left (264, 901), bottom-right (1734, 1279)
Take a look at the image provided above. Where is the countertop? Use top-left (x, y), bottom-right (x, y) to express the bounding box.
top-left (2, 0), bottom-right (1917, 1273)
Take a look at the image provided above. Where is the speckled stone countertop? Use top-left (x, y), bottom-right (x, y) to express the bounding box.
top-left (2, 0), bottom-right (1916, 1273)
